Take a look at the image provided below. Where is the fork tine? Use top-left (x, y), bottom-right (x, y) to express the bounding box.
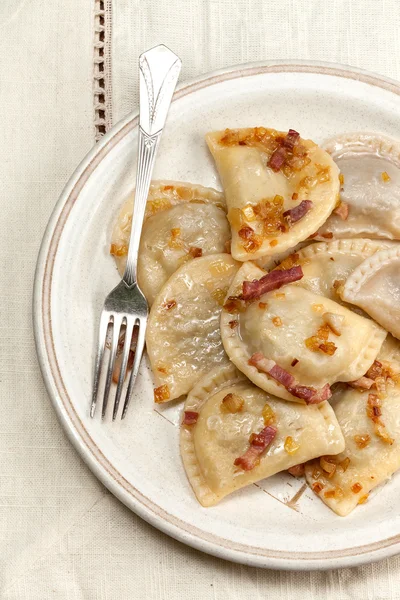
top-left (101, 315), bottom-right (122, 419)
top-left (90, 311), bottom-right (110, 418)
top-left (121, 318), bottom-right (146, 419)
top-left (112, 319), bottom-right (134, 420)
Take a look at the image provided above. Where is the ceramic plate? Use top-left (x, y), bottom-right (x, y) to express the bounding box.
top-left (33, 61), bottom-right (400, 570)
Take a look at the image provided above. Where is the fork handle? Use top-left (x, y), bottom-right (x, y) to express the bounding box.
top-left (123, 45), bottom-right (181, 288)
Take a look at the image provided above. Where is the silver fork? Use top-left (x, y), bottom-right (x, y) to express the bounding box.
top-left (90, 44), bottom-right (181, 420)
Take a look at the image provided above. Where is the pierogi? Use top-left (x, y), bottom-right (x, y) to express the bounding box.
top-left (181, 363), bottom-right (345, 506)
top-left (339, 246), bottom-right (400, 341)
top-left (206, 128), bottom-right (339, 261)
top-left (146, 254), bottom-right (238, 401)
top-left (220, 262), bottom-right (386, 403)
top-left (111, 181), bottom-right (228, 304)
top-left (305, 365), bottom-right (400, 516)
top-left (317, 133), bottom-right (400, 240)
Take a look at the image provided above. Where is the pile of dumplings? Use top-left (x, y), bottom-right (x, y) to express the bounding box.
top-left (110, 127), bottom-right (400, 517)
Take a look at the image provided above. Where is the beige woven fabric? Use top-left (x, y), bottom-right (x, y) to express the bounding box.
top-left (3, 0), bottom-right (400, 597)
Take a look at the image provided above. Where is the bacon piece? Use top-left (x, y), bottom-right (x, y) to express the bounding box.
top-left (182, 411), bottom-right (199, 426)
top-left (249, 353), bottom-right (295, 387)
top-left (283, 200), bottom-right (313, 226)
top-left (307, 383), bottom-right (332, 404)
top-left (242, 266), bottom-right (303, 301)
top-left (366, 360), bottom-right (383, 380)
top-left (349, 376), bottom-right (375, 390)
top-left (249, 353), bottom-right (331, 404)
top-left (268, 147), bottom-right (287, 171)
top-left (333, 201), bottom-right (349, 220)
top-left (283, 129), bottom-right (300, 150)
top-left (234, 426), bottom-right (277, 471)
top-left (288, 383), bottom-right (332, 404)
top-left (288, 463), bottom-right (305, 477)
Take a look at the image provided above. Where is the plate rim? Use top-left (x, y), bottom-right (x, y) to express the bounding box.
top-left (33, 59), bottom-right (400, 570)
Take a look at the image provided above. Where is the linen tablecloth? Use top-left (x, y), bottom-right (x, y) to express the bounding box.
top-left (2, 0), bottom-right (400, 597)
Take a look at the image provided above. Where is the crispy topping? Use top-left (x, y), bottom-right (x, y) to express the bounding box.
top-left (284, 436), bottom-right (300, 455)
top-left (258, 302), bottom-right (267, 309)
top-left (366, 360), bottom-right (383, 380)
top-left (220, 127), bottom-right (273, 149)
top-left (249, 352), bottom-right (331, 404)
top-left (242, 205), bottom-right (257, 221)
top-left (270, 239), bottom-right (278, 247)
top-left (358, 494), bottom-right (369, 505)
top-left (339, 173), bottom-right (345, 186)
top-left (312, 482), bottom-right (325, 494)
top-left (272, 316), bottom-right (282, 327)
top-left (275, 253), bottom-right (300, 271)
top-left (291, 358), bottom-right (299, 367)
top-left (162, 299), bottom-right (177, 311)
top-left (253, 195), bottom-right (286, 236)
top-left (305, 336), bottom-right (337, 355)
top-left (268, 146), bottom-right (287, 171)
top-left (228, 319), bottom-right (238, 329)
top-left (349, 377), bottom-right (375, 390)
top-left (322, 312), bottom-right (344, 336)
top-left (320, 456), bottom-right (336, 478)
top-left (223, 295), bottom-right (247, 313)
top-left (262, 403), bottom-right (275, 425)
top-left (267, 129), bottom-right (310, 174)
top-left (283, 200), bottom-right (313, 226)
top-left (324, 487), bottom-right (343, 499)
top-left (234, 426), bottom-right (277, 471)
top-left (351, 482), bottom-right (363, 494)
top-left (249, 353), bottom-right (295, 387)
top-left (381, 171), bottom-right (391, 182)
top-left (292, 192), bottom-right (299, 201)
top-left (367, 394), bottom-right (394, 445)
top-left (333, 201), bottom-right (349, 220)
top-left (289, 383), bottom-right (332, 404)
top-left (238, 225), bottom-right (255, 240)
top-left (182, 411), bottom-right (199, 425)
top-left (221, 393), bottom-right (244, 414)
top-left (168, 227), bottom-right (183, 249)
top-left (110, 243), bottom-right (128, 257)
top-left (316, 324), bottom-right (330, 341)
top-left (242, 265), bottom-right (304, 301)
top-left (154, 385), bottom-right (170, 403)
top-left (354, 434), bottom-right (371, 449)
top-left (188, 246), bottom-right (203, 258)
top-left (288, 463), bottom-right (305, 477)
top-left (375, 422), bottom-right (394, 445)
top-left (367, 394), bottom-right (382, 422)
top-left (321, 232), bottom-right (333, 239)
top-left (339, 457), bottom-right (351, 472)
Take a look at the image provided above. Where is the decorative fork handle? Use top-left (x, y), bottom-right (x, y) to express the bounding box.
top-left (123, 45), bottom-right (182, 287)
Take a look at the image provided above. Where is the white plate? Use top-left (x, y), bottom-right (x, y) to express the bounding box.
top-left (33, 61), bottom-right (400, 570)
